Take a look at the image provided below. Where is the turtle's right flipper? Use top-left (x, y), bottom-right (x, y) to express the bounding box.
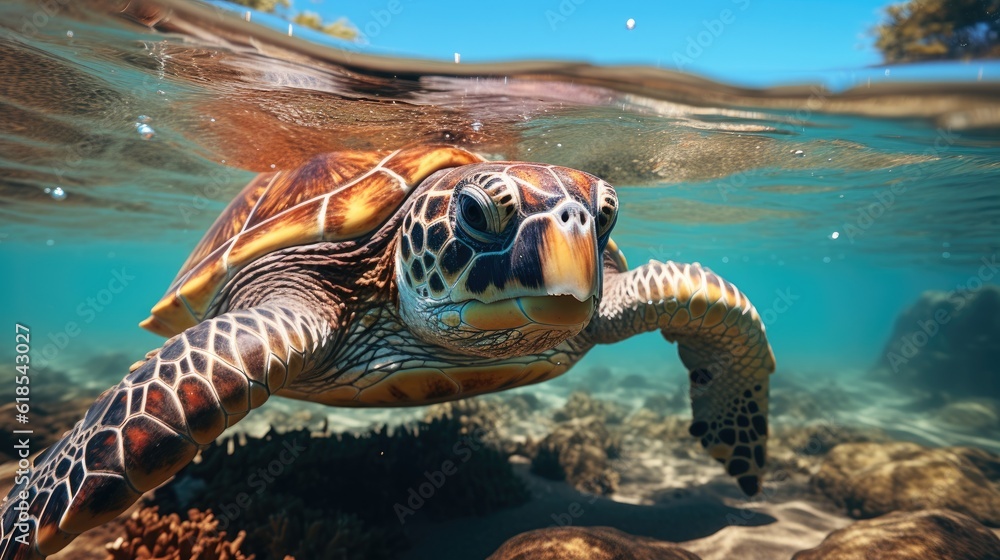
top-left (0, 304), bottom-right (328, 559)
top-left (583, 260), bottom-right (776, 496)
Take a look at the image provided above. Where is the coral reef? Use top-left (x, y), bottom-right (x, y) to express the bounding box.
top-left (530, 416), bottom-right (622, 495)
top-left (424, 396), bottom-right (506, 433)
top-left (250, 510), bottom-right (387, 560)
top-left (486, 526), bottom-right (702, 560)
top-left (144, 399), bottom-right (528, 560)
top-left (874, 285), bottom-right (1000, 399)
top-left (552, 392), bottom-right (628, 424)
top-left (640, 392), bottom-right (685, 415)
top-left (766, 423), bottom-right (889, 475)
top-left (792, 509), bottom-right (1000, 560)
top-left (502, 393), bottom-right (545, 417)
top-left (622, 409), bottom-right (692, 442)
top-left (813, 442), bottom-right (1000, 525)
top-left (105, 507), bottom-right (253, 560)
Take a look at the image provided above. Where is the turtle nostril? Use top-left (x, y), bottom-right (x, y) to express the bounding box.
top-left (560, 210), bottom-right (570, 223)
top-left (578, 212), bottom-right (587, 226)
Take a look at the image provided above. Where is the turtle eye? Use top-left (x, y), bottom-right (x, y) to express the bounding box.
top-left (596, 184), bottom-right (618, 238)
top-left (457, 187), bottom-right (501, 242)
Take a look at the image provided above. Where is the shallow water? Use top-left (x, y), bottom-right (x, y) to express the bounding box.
top-left (1, 0), bottom-right (1000, 558)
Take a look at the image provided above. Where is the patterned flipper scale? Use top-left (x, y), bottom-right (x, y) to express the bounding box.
top-left (586, 260), bottom-right (776, 495)
top-left (0, 304), bottom-right (323, 558)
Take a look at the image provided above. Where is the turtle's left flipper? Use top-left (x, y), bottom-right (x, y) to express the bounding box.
top-left (0, 303), bottom-right (330, 559)
top-left (583, 259), bottom-right (776, 496)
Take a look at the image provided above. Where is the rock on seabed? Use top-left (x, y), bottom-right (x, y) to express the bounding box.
top-left (792, 509), bottom-right (1000, 560)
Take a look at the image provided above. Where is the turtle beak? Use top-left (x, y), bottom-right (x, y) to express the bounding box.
top-left (535, 202), bottom-right (600, 303)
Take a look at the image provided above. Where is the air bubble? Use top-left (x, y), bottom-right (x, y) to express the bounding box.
top-left (626, 18), bottom-right (636, 30)
top-left (792, 149), bottom-right (805, 157)
top-left (830, 231), bottom-right (840, 240)
top-left (66, 30), bottom-right (74, 38)
top-left (822, 256), bottom-right (831, 263)
top-left (46, 239), bottom-right (54, 246)
top-left (136, 123), bottom-right (155, 139)
top-left (471, 121), bottom-right (482, 132)
top-left (942, 251), bottom-right (951, 259)
top-left (45, 187), bottom-right (66, 201)
top-left (722, 256), bottom-right (729, 263)
top-left (137, 115), bottom-right (151, 123)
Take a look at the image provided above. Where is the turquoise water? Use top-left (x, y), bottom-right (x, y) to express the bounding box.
top-left (2, 0), bottom-right (997, 380)
top-left (4, 1), bottom-right (1000, 558)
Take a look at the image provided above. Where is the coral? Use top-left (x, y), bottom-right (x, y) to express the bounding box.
top-left (487, 526), bottom-right (702, 560)
top-left (640, 392), bottom-right (685, 415)
top-left (622, 409), bottom-right (692, 441)
top-left (424, 396), bottom-right (506, 434)
top-left (105, 506), bottom-right (253, 560)
top-left (874, 286), bottom-right (1000, 399)
top-left (502, 392), bottom-right (545, 416)
top-left (553, 392), bottom-right (628, 425)
top-left (813, 442), bottom-right (1000, 526)
top-left (766, 423), bottom-right (889, 475)
top-left (253, 510), bottom-right (387, 560)
top-left (147, 399), bottom-right (528, 559)
top-left (792, 509), bottom-right (1000, 560)
top-left (530, 416), bottom-right (622, 495)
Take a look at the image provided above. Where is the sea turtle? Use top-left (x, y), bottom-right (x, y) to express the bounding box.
top-left (0, 145), bottom-right (775, 558)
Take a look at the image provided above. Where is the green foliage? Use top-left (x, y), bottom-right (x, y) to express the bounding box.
top-left (292, 11), bottom-right (360, 41)
top-left (226, 0), bottom-right (290, 14)
top-left (874, 0), bottom-right (1000, 62)
top-left (226, 0), bottom-right (359, 41)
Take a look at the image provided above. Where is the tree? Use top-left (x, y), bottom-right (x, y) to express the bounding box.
top-left (874, 0), bottom-right (1000, 62)
top-left (227, 0), bottom-right (290, 14)
top-left (291, 11), bottom-right (359, 41)
top-left (226, 0), bottom-right (359, 42)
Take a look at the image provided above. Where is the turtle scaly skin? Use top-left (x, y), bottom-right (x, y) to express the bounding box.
top-left (0, 147), bottom-right (774, 558)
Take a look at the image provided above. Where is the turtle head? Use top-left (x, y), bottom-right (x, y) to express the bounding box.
top-left (394, 162), bottom-right (618, 358)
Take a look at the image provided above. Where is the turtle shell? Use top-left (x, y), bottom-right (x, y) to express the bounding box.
top-left (140, 145), bottom-right (484, 337)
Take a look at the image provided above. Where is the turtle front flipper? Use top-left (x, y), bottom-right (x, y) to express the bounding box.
top-left (0, 303), bottom-right (330, 559)
top-left (583, 260), bottom-right (776, 496)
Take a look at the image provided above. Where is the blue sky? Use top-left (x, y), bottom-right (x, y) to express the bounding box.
top-left (229, 0), bottom-right (996, 86)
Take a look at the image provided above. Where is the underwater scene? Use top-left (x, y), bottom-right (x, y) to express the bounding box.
top-left (1, 0), bottom-right (1000, 558)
